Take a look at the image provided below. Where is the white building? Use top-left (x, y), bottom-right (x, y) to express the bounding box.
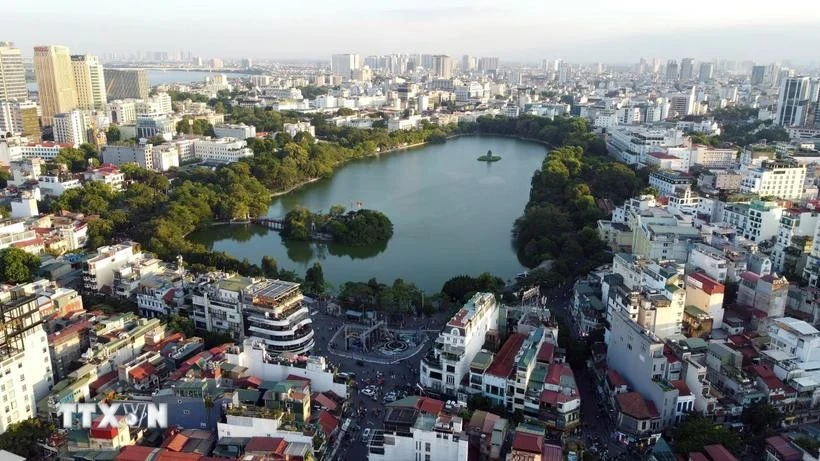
top-left (421, 293), bottom-right (499, 395)
top-left (214, 124), bottom-right (256, 139)
top-left (767, 317), bottom-right (820, 363)
top-left (83, 242), bottom-right (142, 292)
top-left (608, 127), bottom-right (687, 165)
top-left (0, 295), bottom-right (52, 434)
top-left (0, 100), bottom-right (39, 138)
top-left (36, 174), bottom-right (81, 197)
top-left (53, 110), bottom-right (87, 145)
top-left (283, 122), bottom-right (315, 139)
top-left (687, 243), bottom-right (730, 283)
top-left (70, 54), bottom-right (106, 110)
top-left (740, 160), bottom-right (806, 200)
top-left (193, 137), bottom-right (254, 164)
top-left (102, 143), bottom-right (179, 172)
top-left (109, 100), bottom-right (137, 125)
top-left (368, 401), bottom-right (469, 461)
top-left (648, 171), bottom-right (691, 198)
top-left (331, 53), bottom-right (360, 80)
top-left (83, 163), bottom-right (125, 191)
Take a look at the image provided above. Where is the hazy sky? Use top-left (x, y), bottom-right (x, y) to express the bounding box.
top-left (4, 0), bottom-right (820, 63)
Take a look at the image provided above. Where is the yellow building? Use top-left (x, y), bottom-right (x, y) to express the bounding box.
top-left (33, 45), bottom-right (77, 126)
top-left (71, 54), bottom-right (106, 110)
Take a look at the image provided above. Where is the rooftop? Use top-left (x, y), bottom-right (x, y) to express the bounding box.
top-left (616, 392), bottom-right (659, 420)
top-left (485, 333), bottom-right (527, 378)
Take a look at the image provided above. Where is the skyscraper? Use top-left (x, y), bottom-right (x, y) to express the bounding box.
top-left (71, 54), bottom-right (106, 110)
top-left (665, 60), bottom-right (679, 81)
top-left (0, 42), bottom-right (27, 102)
top-left (775, 76), bottom-right (812, 126)
top-left (104, 69), bottom-right (149, 100)
top-left (679, 58), bottom-right (694, 81)
top-left (330, 54), bottom-right (360, 79)
top-left (433, 55), bottom-right (453, 78)
top-left (478, 57), bottom-right (499, 72)
top-left (751, 65), bottom-right (767, 85)
top-left (33, 45), bottom-right (78, 126)
top-left (698, 62), bottom-right (714, 83)
top-left (53, 109), bottom-right (87, 145)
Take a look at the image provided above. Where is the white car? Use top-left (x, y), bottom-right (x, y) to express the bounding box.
top-left (362, 388), bottom-right (375, 396)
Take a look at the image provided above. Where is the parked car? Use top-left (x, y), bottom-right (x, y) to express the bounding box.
top-left (361, 428), bottom-right (372, 443)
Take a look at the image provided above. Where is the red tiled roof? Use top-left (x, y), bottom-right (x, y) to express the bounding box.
top-left (540, 389), bottom-right (577, 405)
top-left (48, 320), bottom-right (92, 344)
top-left (689, 453), bottom-right (710, 461)
top-left (512, 433), bottom-right (544, 454)
top-left (286, 374), bottom-right (311, 382)
top-left (89, 371), bottom-right (118, 393)
top-left (416, 397), bottom-right (444, 415)
top-left (669, 380), bottom-right (691, 396)
top-left (686, 272), bottom-right (725, 294)
top-left (116, 446), bottom-right (161, 461)
top-left (13, 237), bottom-right (44, 248)
top-left (543, 444), bottom-right (563, 461)
top-left (703, 444), bottom-right (739, 461)
top-left (747, 364), bottom-right (774, 378)
top-left (486, 333), bottom-right (527, 378)
top-left (129, 363), bottom-right (157, 381)
top-left (740, 272), bottom-right (760, 283)
top-left (607, 369), bottom-right (628, 387)
top-left (318, 410), bottom-right (339, 436)
top-left (156, 452), bottom-right (202, 461)
top-left (163, 433), bottom-right (189, 452)
top-left (616, 392), bottom-right (658, 420)
top-left (537, 342), bottom-right (555, 363)
top-left (245, 436), bottom-right (287, 454)
top-left (546, 363), bottom-right (574, 386)
top-left (765, 436), bottom-right (801, 460)
top-left (313, 393), bottom-right (338, 412)
top-left (762, 376), bottom-right (786, 390)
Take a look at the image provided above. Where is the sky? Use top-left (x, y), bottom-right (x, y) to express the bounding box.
top-left (3, 0), bottom-right (820, 63)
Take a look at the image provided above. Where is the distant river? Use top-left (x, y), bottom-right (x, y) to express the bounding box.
top-left (26, 70), bottom-right (255, 92)
top-left (188, 136), bottom-right (548, 293)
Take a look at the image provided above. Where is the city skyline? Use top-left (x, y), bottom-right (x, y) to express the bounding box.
top-left (3, 0), bottom-right (820, 63)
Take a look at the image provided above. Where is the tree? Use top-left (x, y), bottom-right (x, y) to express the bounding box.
top-left (336, 108), bottom-right (355, 116)
top-left (673, 415), bottom-right (742, 454)
top-left (741, 401), bottom-right (782, 448)
top-left (0, 170), bottom-right (9, 188)
top-left (304, 262), bottom-right (325, 295)
top-left (0, 248), bottom-right (41, 284)
top-left (0, 418), bottom-right (56, 458)
top-left (167, 314), bottom-right (195, 337)
top-left (106, 125), bottom-right (121, 142)
top-left (147, 135), bottom-right (166, 145)
top-left (261, 256), bottom-right (279, 278)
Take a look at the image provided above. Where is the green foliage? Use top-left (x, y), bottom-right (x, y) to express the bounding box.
top-left (106, 125), bottom-right (121, 142)
top-left (338, 278), bottom-right (424, 313)
top-left (282, 208), bottom-right (393, 246)
top-left (167, 314), bottom-right (195, 337)
top-left (167, 90), bottom-right (209, 103)
top-left (441, 273), bottom-right (505, 303)
top-left (304, 262), bottom-right (326, 295)
top-left (0, 248), bottom-right (41, 284)
top-left (299, 86), bottom-right (329, 99)
top-left (0, 418), bottom-right (56, 458)
top-left (0, 169), bottom-right (9, 188)
top-left (336, 108), bottom-right (355, 116)
top-left (55, 147), bottom-right (94, 172)
top-left (794, 436), bottom-right (820, 457)
top-left (673, 415), bottom-right (743, 455)
top-left (741, 401), bottom-right (782, 448)
top-left (176, 118), bottom-right (215, 136)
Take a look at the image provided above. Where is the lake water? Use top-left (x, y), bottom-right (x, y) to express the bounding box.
top-left (188, 136), bottom-right (548, 293)
top-left (146, 70), bottom-right (254, 86)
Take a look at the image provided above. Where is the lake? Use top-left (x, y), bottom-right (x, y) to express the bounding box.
top-left (146, 70), bottom-right (254, 86)
top-left (188, 136), bottom-right (548, 293)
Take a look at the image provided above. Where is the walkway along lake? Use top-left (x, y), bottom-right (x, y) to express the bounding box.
top-left (188, 135), bottom-right (548, 293)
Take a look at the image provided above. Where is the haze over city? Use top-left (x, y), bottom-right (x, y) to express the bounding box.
top-left (4, 0), bottom-right (820, 61)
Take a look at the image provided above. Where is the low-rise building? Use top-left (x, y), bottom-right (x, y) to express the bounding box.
top-left (82, 163), bottom-right (125, 190)
top-left (193, 137), bottom-right (254, 164)
top-left (214, 123), bottom-right (256, 139)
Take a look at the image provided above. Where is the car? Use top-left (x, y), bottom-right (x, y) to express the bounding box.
top-left (361, 428), bottom-right (372, 443)
top-left (362, 388), bottom-right (375, 396)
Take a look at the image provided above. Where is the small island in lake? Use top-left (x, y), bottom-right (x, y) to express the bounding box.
top-left (281, 205), bottom-right (394, 246)
top-left (477, 149), bottom-right (502, 162)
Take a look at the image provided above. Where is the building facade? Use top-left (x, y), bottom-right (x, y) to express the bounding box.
top-left (0, 42), bottom-right (27, 102)
top-left (33, 45), bottom-right (78, 126)
top-left (70, 54), bottom-right (106, 110)
top-left (104, 69), bottom-right (149, 100)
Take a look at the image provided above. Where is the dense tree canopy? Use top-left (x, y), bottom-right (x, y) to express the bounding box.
top-left (673, 416), bottom-right (742, 455)
top-left (283, 207), bottom-right (394, 246)
top-left (441, 273), bottom-right (505, 303)
top-left (338, 278), bottom-right (424, 313)
top-left (0, 247), bottom-right (41, 284)
top-left (0, 418), bottom-right (56, 458)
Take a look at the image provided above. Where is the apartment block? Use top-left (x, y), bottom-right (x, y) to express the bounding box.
top-left (740, 160), bottom-right (806, 200)
top-left (685, 272), bottom-right (726, 328)
top-left (421, 293), bottom-right (499, 395)
top-left (103, 69), bottom-right (149, 100)
top-left (737, 271), bottom-right (789, 318)
top-left (82, 241), bottom-right (142, 292)
top-left (193, 137), bottom-right (254, 164)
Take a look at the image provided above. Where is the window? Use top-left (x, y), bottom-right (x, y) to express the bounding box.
top-left (426, 442), bottom-right (431, 452)
top-left (183, 410), bottom-right (190, 415)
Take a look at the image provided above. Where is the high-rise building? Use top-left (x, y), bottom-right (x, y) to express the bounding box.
top-left (775, 76), bottom-right (812, 126)
top-left (330, 53), bottom-right (360, 79)
top-left (462, 54), bottom-right (475, 71)
top-left (433, 55), bottom-right (453, 78)
top-left (0, 42), bottom-right (27, 102)
top-left (0, 100), bottom-right (40, 140)
top-left (698, 62), bottom-right (714, 83)
top-left (33, 45), bottom-right (78, 126)
top-left (478, 57), bottom-right (499, 72)
top-left (750, 65), bottom-right (766, 85)
top-left (679, 58), bottom-right (694, 81)
top-left (665, 59), bottom-right (679, 81)
top-left (104, 69), bottom-right (149, 100)
top-left (0, 294), bottom-right (53, 434)
top-left (53, 110), bottom-right (87, 145)
top-left (71, 54), bottom-right (106, 110)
